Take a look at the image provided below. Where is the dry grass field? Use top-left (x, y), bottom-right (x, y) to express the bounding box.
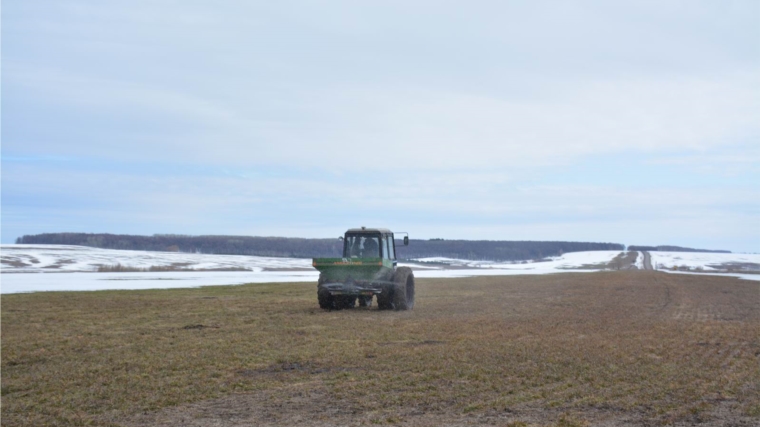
top-left (2, 271), bottom-right (759, 426)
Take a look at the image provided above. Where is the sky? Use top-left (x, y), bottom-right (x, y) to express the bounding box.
top-left (2, 1), bottom-right (759, 252)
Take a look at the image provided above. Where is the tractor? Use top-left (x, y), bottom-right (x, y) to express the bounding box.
top-left (312, 227), bottom-right (414, 310)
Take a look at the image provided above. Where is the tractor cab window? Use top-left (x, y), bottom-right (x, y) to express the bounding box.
top-left (344, 234), bottom-right (381, 258)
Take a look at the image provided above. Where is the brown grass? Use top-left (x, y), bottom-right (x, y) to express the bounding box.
top-left (2, 271), bottom-right (759, 426)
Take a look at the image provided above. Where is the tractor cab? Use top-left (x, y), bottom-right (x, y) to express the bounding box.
top-left (343, 227), bottom-right (402, 261)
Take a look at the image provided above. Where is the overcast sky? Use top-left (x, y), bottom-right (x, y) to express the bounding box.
top-left (2, 1), bottom-right (759, 252)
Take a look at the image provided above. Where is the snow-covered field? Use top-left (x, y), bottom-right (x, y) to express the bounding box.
top-left (649, 251), bottom-right (760, 272)
top-left (0, 271), bottom-right (320, 294)
top-left (1, 244), bottom-right (312, 272)
top-left (412, 250), bottom-right (623, 271)
top-left (2, 245), bottom-right (758, 294)
top-left (634, 251), bottom-right (645, 270)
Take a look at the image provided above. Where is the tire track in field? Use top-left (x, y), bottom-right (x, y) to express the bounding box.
top-left (642, 251), bottom-right (653, 270)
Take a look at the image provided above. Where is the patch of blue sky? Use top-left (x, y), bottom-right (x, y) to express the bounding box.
top-left (0, 188), bottom-right (106, 211)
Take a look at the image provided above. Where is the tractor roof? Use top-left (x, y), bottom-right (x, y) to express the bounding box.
top-left (345, 227), bottom-right (393, 234)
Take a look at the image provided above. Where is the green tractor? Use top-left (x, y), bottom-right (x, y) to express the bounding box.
top-left (312, 227), bottom-right (415, 310)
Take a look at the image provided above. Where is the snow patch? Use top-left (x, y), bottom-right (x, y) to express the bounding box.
top-left (649, 252), bottom-right (760, 272)
top-left (3, 245), bottom-right (758, 293)
top-left (0, 271), bottom-right (320, 294)
top-left (412, 251), bottom-right (622, 271)
top-left (1, 244), bottom-right (312, 273)
top-left (634, 251), bottom-right (645, 270)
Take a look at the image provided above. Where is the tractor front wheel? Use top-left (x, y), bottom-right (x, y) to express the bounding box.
top-left (318, 288), bottom-right (334, 310)
top-left (377, 292), bottom-right (393, 310)
top-left (340, 296), bottom-right (357, 309)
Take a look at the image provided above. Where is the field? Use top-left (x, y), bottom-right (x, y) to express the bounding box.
top-left (2, 271), bottom-right (759, 426)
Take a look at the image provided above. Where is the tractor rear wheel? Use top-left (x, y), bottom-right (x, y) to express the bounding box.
top-left (392, 267), bottom-right (415, 310)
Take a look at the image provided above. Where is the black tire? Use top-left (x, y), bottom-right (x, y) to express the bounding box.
top-left (341, 296), bottom-right (357, 309)
top-left (392, 267), bottom-right (415, 310)
top-left (318, 287), bottom-right (334, 310)
top-left (358, 295), bottom-right (373, 307)
top-left (377, 292), bottom-right (394, 310)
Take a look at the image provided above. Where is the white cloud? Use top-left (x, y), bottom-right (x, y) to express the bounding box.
top-left (5, 1), bottom-right (758, 171)
top-left (3, 1), bottom-right (758, 251)
top-left (7, 63), bottom-right (758, 172)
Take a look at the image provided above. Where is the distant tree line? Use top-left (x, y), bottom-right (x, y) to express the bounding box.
top-left (15, 233), bottom-right (628, 261)
top-left (15, 233), bottom-right (343, 258)
top-left (396, 239), bottom-right (624, 261)
top-left (627, 245), bottom-right (730, 253)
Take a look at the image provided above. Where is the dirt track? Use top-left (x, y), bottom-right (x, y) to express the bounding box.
top-left (642, 251), bottom-right (654, 270)
top-left (115, 272), bottom-right (760, 427)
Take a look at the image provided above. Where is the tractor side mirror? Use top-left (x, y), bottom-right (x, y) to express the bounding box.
top-left (403, 236), bottom-right (409, 246)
